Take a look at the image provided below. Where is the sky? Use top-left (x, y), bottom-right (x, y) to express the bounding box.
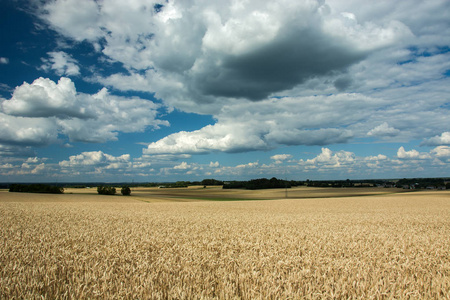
top-left (0, 0), bottom-right (449, 183)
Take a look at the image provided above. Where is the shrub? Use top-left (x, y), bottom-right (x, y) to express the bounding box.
top-left (97, 186), bottom-right (116, 195)
top-left (121, 186), bottom-right (131, 196)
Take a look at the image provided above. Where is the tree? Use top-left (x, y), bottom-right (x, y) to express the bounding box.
top-left (97, 186), bottom-right (116, 195)
top-left (121, 186), bottom-right (131, 196)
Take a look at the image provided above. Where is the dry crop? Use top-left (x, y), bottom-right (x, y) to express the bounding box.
top-left (0, 189), bottom-right (449, 299)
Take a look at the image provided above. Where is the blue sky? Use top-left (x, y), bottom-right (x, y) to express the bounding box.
top-left (0, 0), bottom-right (449, 182)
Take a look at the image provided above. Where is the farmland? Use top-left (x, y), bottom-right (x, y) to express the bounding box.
top-left (1, 187), bottom-right (449, 299)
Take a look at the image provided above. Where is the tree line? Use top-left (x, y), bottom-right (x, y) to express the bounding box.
top-left (223, 177), bottom-right (293, 190)
top-left (9, 184), bottom-right (64, 194)
top-left (6, 177), bottom-right (449, 194)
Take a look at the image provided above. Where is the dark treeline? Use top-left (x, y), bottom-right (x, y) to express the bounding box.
top-left (395, 178), bottom-right (449, 189)
top-left (3, 177), bottom-right (448, 192)
top-left (223, 178), bottom-right (296, 190)
top-left (9, 184), bottom-right (64, 194)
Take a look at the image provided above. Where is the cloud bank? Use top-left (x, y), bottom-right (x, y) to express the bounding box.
top-left (0, 77), bottom-right (168, 145)
top-left (35, 0), bottom-right (450, 156)
top-left (40, 0), bottom-right (412, 110)
top-left (1, 0), bottom-right (449, 181)
top-left (6, 145), bottom-right (448, 180)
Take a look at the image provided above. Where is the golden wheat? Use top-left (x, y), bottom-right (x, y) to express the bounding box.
top-left (0, 189), bottom-right (449, 299)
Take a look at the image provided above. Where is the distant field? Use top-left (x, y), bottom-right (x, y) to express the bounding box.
top-left (0, 188), bottom-right (449, 299)
top-left (60, 185), bottom-right (415, 202)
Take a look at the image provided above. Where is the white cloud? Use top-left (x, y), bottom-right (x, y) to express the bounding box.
top-left (270, 154), bottom-right (293, 164)
top-left (141, 80), bottom-right (450, 155)
top-left (41, 51), bottom-right (80, 76)
top-left (326, 0), bottom-right (450, 47)
top-left (209, 161), bottom-right (219, 168)
top-left (174, 162), bottom-right (190, 170)
top-left (52, 152), bottom-right (190, 178)
top-left (0, 77), bottom-right (168, 146)
top-left (0, 112), bottom-right (58, 146)
top-left (144, 122), bottom-right (270, 155)
top-left (421, 132), bottom-right (450, 146)
top-left (364, 154), bottom-right (388, 161)
top-left (143, 94), bottom-right (376, 154)
top-left (2, 77), bottom-right (89, 118)
top-left (59, 151), bottom-right (130, 167)
top-left (42, 0), bottom-right (103, 42)
top-left (270, 154), bottom-right (293, 161)
top-left (26, 157), bottom-right (39, 163)
top-left (132, 162), bottom-right (152, 169)
top-left (31, 163), bottom-right (46, 174)
top-left (367, 122), bottom-right (400, 137)
top-left (322, 12), bottom-right (412, 51)
top-left (59, 151), bottom-right (134, 176)
top-left (305, 148), bottom-right (355, 168)
top-left (40, 0), bottom-right (413, 113)
top-left (3, 144), bottom-right (450, 180)
top-left (18, 0), bottom-right (449, 181)
top-left (0, 155), bottom-right (50, 176)
top-left (431, 146), bottom-right (450, 158)
top-left (293, 146), bottom-right (449, 177)
top-left (236, 162), bottom-right (259, 169)
top-left (0, 57), bottom-right (9, 64)
top-left (397, 146), bottom-right (431, 159)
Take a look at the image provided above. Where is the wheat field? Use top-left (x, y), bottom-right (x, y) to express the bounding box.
top-left (0, 188), bottom-right (449, 299)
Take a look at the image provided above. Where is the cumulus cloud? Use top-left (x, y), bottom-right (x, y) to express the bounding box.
top-left (271, 154), bottom-right (293, 161)
top-left (326, 0), bottom-right (450, 47)
top-left (144, 94), bottom-right (377, 154)
top-left (293, 146), bottom-right (450, 178)
top-left (367, 122), bottom-right (400, 137)
top-left (397, 146), bottom-right (431, 160)
top-left (174, 162), bottom-right (191, 170)
top-left (59, 151), bottom-right (134, 176)
top-left (142, 80), bottom-right (450, 155)
top-left (0, 57), bottom-right (9, 64)
top-left (39, 0), bottom-right (413, 113)
top-left (421, 132), bottom-right (450, 146)
top-left (0, 77), bottom-right (168, 146)
top-left (3, 144), bottom-right (450, 181)
top-left (430, 146), bottom-right (450, 159)
top-left (55, 150), bottom-right (223, 180)
top-left (305, 148), bottom-right (355, 169)
top-left (41, 51), bottom-right (80, 76)
top-left (236, 162), bottom-right (259, 169)
top-left (144, 122), bottom-right (270, 155)
top-left (42, 0), bottom-right (103, 42)
top-left (59, 151), bottom-right (130, 167)
top-left (26, 0), bottom-right (450, 169)
top-left (0, 155), bottom-right (50, 176)
top-left (209, 161), bottom-right (219, 168)
top-left (2, 77), bottom-right (90, 118)
top-left (0, 112), bottom-right (58, 146)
